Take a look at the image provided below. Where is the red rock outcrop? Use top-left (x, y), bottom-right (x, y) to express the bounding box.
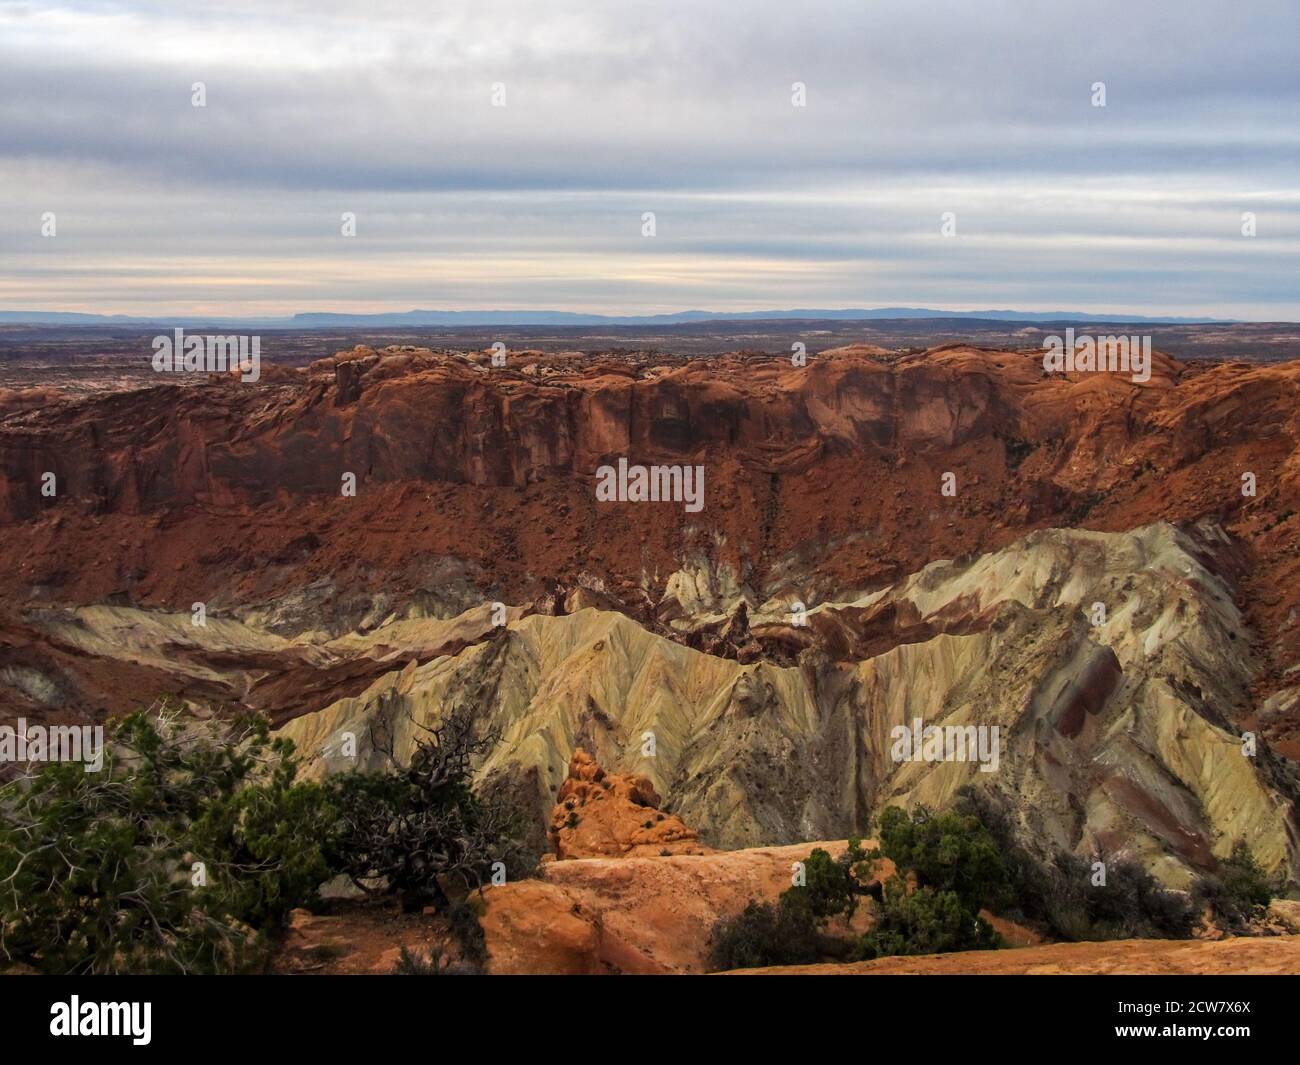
top-left (268, 838), bottom-right (898, 975)
top-left (480, 839), bottom-right (877, 974)
top-left (548, 748), bottom-right (710, 859)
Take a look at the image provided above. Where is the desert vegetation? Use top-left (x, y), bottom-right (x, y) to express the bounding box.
top-left (0, 703), bottom-right (533, 974)
top-left (708, 799), bottom-right (1280, 971)
top-left (709, 808), bottom-right (1008, 971)
top-left (959, 788), bottom-right (1279, 940)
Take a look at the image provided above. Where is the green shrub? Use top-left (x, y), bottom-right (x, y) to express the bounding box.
top-left (854, 878), bottom-right (1001, 960)
top-left (707, 839), bottom-right (873, 970)
top-left (0, 707), bottom-right (333, 974)
top-left (1219, 842), bottom-right (1273, 910)
top-left (954, 787), bottom-right (1197, 941)
top-left (843, 805), bottom-right (1009, 961)
top-left (1055, 852), bottom-right (1196, 940)
top-left (708, 814), bottom-right (1016, 969)
top-left (1197, 842), bottom-right (1274, 931)
top-left (707, 898), bottom-right (824, 971)
top-left (795, 840), bottom-right (871, 920)
top-left (873, 805), bottom-right (1012, 913)
top-left (0, 702), bottom-right (542, 975)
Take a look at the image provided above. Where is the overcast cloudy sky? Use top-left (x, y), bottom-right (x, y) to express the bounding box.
top-left (1, 0), bottom-right (1298, 318)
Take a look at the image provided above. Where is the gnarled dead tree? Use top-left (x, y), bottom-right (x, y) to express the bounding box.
top-left (325, 703), bottom-right (536, 912)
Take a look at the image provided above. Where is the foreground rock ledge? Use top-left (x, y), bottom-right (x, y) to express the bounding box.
top-left (729, 934), bottom-right (1300, 976)
top-left (481, 840), bottom-right (864, 975)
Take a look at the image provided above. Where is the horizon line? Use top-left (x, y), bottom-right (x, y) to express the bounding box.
top-left (0, 306), bottom-right (1260, 327)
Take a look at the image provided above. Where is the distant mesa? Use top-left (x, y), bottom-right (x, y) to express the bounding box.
top-left (0, 307), bottom-right (1238, 328)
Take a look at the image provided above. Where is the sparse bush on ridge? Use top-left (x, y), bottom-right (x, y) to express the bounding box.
top-left (1196, 841), bottom-right (1277, 931)
top-left (956, 787), bottom-right (1199, 941)
top-left (7, 697), bottom-right (1277, 977)
top-left (392, 895), bottom-right (492, 973)
top-left (1063, 851), bottom-right (1197, 940)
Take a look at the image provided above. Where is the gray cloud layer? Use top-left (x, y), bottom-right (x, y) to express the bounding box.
top-left (2, 0), bottom-right (1297, 317)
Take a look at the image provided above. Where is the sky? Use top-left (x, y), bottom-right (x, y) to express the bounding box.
top-left (1, 0), bottom-right (1298, 319)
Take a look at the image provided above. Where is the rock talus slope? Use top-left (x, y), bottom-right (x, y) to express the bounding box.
top-left (275, 520), bottom-right (1298, 887)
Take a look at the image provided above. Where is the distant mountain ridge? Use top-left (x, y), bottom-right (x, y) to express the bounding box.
top-left (0, 307), bottom-right (1240, 328)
